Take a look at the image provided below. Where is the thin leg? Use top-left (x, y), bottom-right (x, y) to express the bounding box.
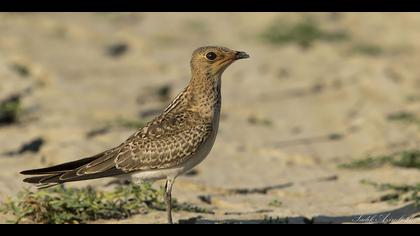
top-left (164, 178), bottom-right (175, 224)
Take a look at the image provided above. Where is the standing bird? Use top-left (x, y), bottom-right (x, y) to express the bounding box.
top-left (20, 46), bottom-right (249, 224)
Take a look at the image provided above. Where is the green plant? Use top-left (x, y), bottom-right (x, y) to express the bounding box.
top-left (184, 20), bottom-right (207, 33)
top-left (0, 183), bottom-right (162, 224)
top-left (247, 115), bottom-right (273, 127)
top-left (361, 180), bottom-right (420, 206)
top-left (0, 183), bottom-right (212, 224)
top-left (10, 63), bottom-right (30, 77)
top-left (339, 150), bottom-right (420, 170)
top-left (351, 43), bottom-right (384, 56)
top-left (262, 216), bottom-right (288, 224)
top-left (338, 155), bottom-right (393, 169)
top-left (0, 95), bottom-right (21, 125)
top-left (268, 199), bottom-right (283, 208)
top-left (387, 111), bottom-right (420, 125)
top-left (173, 202), bottom-right (214, 214)
top-left (261, 17), bottom-right (349, 48)
top-left (405, 95), bottom-right (420, 103)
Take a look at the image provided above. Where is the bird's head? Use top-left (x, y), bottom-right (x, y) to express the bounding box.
top-left (190, 46), bottom-right (249, 77)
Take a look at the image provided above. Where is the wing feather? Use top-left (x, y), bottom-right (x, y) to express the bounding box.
top-left (79, 110), bottom-right (212, 174)
top-left (21, 110), bottom-right (212, 186)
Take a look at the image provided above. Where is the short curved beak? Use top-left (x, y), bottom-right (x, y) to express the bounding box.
top-left (235, 51), bottom-right (250, 60)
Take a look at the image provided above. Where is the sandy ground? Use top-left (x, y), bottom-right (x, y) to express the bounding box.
top-left (1, 13), bottom-right (420, 224)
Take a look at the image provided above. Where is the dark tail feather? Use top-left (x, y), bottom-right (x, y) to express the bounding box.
top-left (20, 156), bottom-right (98, 175)
top-left (21, 152), bottom-right (125, 188)
top-left (22, 175), bottom-right (61, 189)
top-left (22, 167), bottom-right (125, 187)
top-left (22, 175), bottom-right (58, 184)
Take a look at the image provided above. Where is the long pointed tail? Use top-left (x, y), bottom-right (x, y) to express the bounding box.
top-left (21, 155), bottom-right (124, 187)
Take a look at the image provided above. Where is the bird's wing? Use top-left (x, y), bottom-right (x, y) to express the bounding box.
top-left (22, 110), bottom-right (212, 185)
top-left (73, 110), bottom-right (212, 174)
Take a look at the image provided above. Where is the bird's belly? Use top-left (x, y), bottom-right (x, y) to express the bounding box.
top-left (130, 167), bottom-right (186, 183)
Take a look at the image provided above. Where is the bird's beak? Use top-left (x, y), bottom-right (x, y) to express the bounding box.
top-left (234, 51), bottom-right (250, 60)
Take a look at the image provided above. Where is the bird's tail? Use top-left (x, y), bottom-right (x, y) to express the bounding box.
top-left (20, 154), bottom-right (124, 188)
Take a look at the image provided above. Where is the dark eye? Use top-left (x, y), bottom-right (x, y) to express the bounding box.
top-left (205, 52), bottom-right (217, 61)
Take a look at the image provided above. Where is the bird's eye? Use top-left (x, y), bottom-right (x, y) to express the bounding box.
top-left (205, 52), bottom-right (217, 61)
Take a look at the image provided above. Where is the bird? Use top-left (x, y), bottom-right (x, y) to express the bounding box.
top-left (20, 46), bottom-right (250, 224)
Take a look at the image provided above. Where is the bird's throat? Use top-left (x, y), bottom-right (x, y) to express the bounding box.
top-left (188, 75), bottom-right (221, 118)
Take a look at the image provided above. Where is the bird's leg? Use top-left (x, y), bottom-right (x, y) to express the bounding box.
top-left (164, 178), bottom-right (175, 224)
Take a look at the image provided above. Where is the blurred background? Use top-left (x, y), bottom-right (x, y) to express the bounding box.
top-left (1, 13), bottom-right (420, 223)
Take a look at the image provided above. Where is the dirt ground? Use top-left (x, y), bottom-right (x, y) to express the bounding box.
top-left (1, 13), bottom-right (420, 224)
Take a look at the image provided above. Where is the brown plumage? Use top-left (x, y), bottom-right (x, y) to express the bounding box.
top-left (20, 46), bottom-right (249, 223)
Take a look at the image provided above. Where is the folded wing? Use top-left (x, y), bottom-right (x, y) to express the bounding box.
top-left (21, 110), bottom-right (212, 187)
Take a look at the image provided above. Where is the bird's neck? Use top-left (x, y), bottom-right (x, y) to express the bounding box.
top-left (187, 74), bottom-right (222, 118)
